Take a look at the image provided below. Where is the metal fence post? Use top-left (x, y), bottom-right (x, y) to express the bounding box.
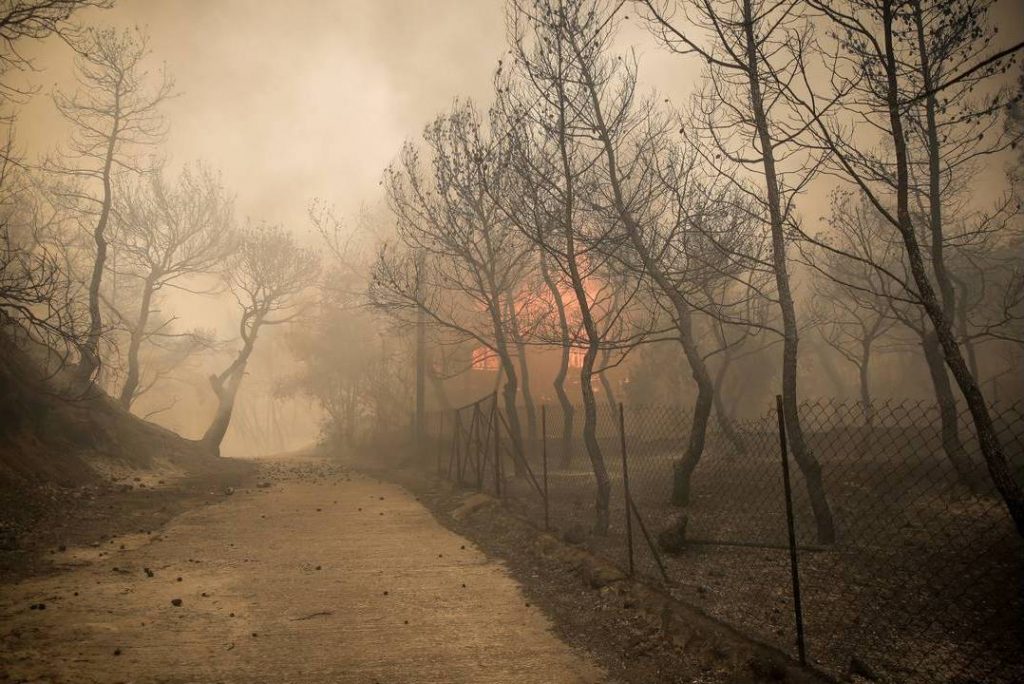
top-left (619, 402), bottom-right (635, 578)
top-left (493, 399), bottom-right (502, 497)
top-left (477, 404), bottom-right (484, 489)
top-left (542, 404), bottom-right (549, 531)
top-left (438, 411), bottom-right (445, 476)
top-left (776, 394), bottom-right (807, 666)
top-left (453, 412), bottom-right (462, 482)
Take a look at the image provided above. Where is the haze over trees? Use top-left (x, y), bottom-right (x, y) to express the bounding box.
top-left (0, 4), bottom-right (1021, 682)
top-left (0, 0), bottom-right (1021, 535)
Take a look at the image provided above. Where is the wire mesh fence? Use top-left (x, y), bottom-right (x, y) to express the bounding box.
top-left (421, 396), bottom-right (1024, 683)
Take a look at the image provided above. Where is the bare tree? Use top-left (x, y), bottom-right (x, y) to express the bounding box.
top-left (639, 0), bottom-right (836, 542)
top-left (502, 0), bottom-right (662, 533)
top-left (806, 193), bottom-right (899, 424)
top-left (0, 0), bottom-right (112, 106)
top-left (371, 101), bottom-right (536, 467)
top-left (0, 142), bottom-right (85, 365)
top-left (802, 0), bottom-right (1024, 534)
top-left (109, 162), bottom-right (235, 409)
top-left (203, 223), bottom-right (319, 454)
top-left (47, 26), bottom-right (173, 385)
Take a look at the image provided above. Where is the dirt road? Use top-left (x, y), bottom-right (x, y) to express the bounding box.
top-left (0, 458), bottom-right (604, 683)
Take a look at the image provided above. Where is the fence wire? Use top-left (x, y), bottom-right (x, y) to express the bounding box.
top-left (422, 397), bottom-right (1024, 683)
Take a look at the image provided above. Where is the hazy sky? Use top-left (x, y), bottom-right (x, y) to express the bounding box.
top-left (11, 0), bottom-right (1024, 334)
top-left (14, 0), bottom-right (698, 232)
top-left (16, 0), bottom-right (1022, 233)
top-left (8, 0), bottom-right (1023, 450)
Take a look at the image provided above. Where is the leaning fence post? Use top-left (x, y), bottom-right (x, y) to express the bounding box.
top-left (776, 394), bottom-right (807, 666)
top-left (542, 404), bottom-right (549, 531)
top-left (619, 402), bottom-right (635, 578)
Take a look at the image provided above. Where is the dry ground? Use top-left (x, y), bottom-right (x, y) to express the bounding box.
top-left (0, 455), bottom-right (603, 684)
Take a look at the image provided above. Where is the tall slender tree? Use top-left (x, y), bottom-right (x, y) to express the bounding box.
top-left (48, 26), bottom-right (173, 385)
top-left (640, 0), bottom-right (836, 541)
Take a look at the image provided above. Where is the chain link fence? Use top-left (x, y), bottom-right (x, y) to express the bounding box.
top-left (422, 397), bottom-right (1024, 683)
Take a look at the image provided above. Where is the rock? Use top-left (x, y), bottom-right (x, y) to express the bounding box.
top-left (561, 524), bottom-right (588, 546)
top-left (583, 559), bottom-right (626, 588)
top-left (256, 482), bottom-right (271, 489)
top-left (451, 493), bottom-right (495, 521)
top-left (656, 512), bottom-right (689, 554)
top-left (144, 568), bottom-right (154, 577)
top-left (747, 655), bottom-right (787, 681)
top-left (171, 598), bottom-right (183, 607)
top-left (849, 655), bottom-right (880, 681)
top-left (224, 487), bottom-right (235, 496)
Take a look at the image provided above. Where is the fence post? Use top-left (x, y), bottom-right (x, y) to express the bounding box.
top-left (452, 411), bottom-right (461, 482)
top-left (776, 394), bottom-right (807, 666)
top-left (542, 404), bottom-right (549, 531)
top-left (477, 403), bottom-right (485, 489)
top-left (438, 411), bottom-right (445, 476)
top-left (493, 398), bottom-right (502, 497)
top-left (619, 402), bottom-right (634, 578)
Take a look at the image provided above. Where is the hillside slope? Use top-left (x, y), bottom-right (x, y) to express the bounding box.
top-left (0, 332), bottom-right (251, 572)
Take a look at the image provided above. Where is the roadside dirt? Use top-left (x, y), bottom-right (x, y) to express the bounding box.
top-left (370, 463), bottom-right (833, 684)
top-left (0, 455), bottom-right (604, 684)
top-left (0, 458), bottom-right (252, 584)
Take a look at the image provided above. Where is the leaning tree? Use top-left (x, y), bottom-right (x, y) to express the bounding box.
top-left (801, 0), bottom-right (1024, 534)
top-left (202, 223), bottom-right (319, 455)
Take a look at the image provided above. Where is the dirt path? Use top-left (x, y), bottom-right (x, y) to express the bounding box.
top-left (0, 459), bottom-right (604, 683)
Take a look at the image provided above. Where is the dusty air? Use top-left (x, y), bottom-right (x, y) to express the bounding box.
top-left (1, 0), bottom-right (1022, 682)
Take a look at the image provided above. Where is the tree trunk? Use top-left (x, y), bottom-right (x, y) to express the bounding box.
top-left (710, 347), bottom-right (747, 455)
top-left (202, 374), bottom-right (242, 456)
top-left (580, 339), bottom-right (611, 535)
top-left (202, 329), bottom-right (258, 455)
top-left (597, 346), bottom-right (617, 415)
top-left (742, 0), bottom-right (835, 544)
top-left (539, 251), bottom-right (575, 469)
top-left (668, 304), bottom-right (716, 510)
top-left (506, 297), bottom-right (538, 445)
top-left (490, 313), bottom-right (525, 476)
top-left (921, 333), bottom-right (981, 488)
top-left (118, 275), bottom-right (156, 410)
top-left (76, 117), bottom-right (121, 385)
